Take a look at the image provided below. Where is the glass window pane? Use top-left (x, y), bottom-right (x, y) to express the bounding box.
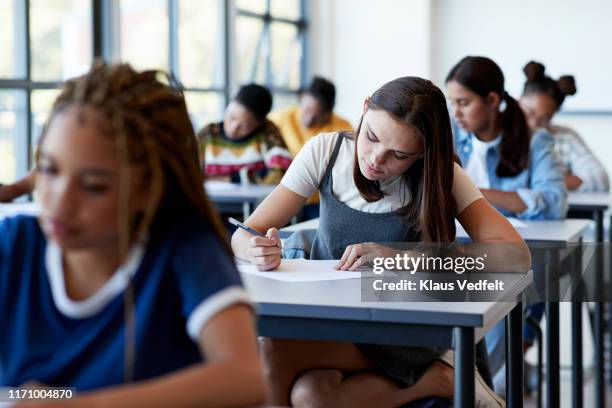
top-left (178, 0), bottom-right (223, 88)
top-left (184, 91), bottom-right (224, 132)
top-left (0, 0), bottom-right (26, 78)
top-left (30, 0), bottom-right (92, 81)
top-left (118, 0), bottom-right (168, 71)
top-left (270, 22), bottom-right (301, 89)
top-left (270, 0), bottom-right (301, 20)
top-left (235, 0), bottom-right (266, 15)
top-left (272, 93), bottom-right (298, 111)
top-left (31, 89), bottom-right (61, 152)
top-left (0, 90), bottom-right (27, 183)
top-left (235, 16), bottom-right (266, 84)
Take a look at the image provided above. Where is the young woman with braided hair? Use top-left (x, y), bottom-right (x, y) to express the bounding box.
top-left (0, 62), bottom-right (266, 407)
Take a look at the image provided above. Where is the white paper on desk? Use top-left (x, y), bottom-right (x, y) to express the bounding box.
top-left (204, 180), bottom-right (241, 191)
top-left (455, 217), bottom-right (526, 229)
top-left (506, 217), bottom-right (527, 228)
top-left (238, 259), bottom-right (362, 282)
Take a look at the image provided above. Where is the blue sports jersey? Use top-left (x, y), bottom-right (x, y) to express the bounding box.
top-left (0, 215), bottom-right (250, 390)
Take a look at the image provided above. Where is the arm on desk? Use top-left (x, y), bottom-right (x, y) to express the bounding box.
top-left (457, 198), bottom-right (531, 272)
top-left (231, 185), bottom-right (308, 270)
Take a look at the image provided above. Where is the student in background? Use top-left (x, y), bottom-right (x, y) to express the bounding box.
top-left (0, 172), bottom-right (34, 202)
top-left (197, 84), bottom-right (292, 184)
top-left (270, 77), bottom-right (353, 220)
top-left (520, 61), bottom-right (609, 192)
top-left (270, 76), bottom-right (353, 157)
top-left (232, 76), bottom-right (530, 407)
top-left (446, 56), bottom-right (567, 221)
top-left (446, 55), bottom-right (567, 395)
top-left (0, 62), bottom-right (265, 407)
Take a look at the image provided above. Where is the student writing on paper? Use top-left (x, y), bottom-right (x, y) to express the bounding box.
top-left (232, 76), bottom-right (530, 407)
top-left (269, 76), bottom-right (353, 158)
top-left (520, 61), bottom-right (609, 192)
top-left (446, 56), bottom-right (565, 396)
top-left (270, 76), bottom-right (354, 221)
top-left (197, 84), bottom-right (292, 185)
top-left (0, 62), bottom-right (265, 407)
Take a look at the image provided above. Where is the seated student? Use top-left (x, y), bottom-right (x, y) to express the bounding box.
top-left (269, 76), bottom-right (353, 157)
top-left (0, 171), bottom-right (35, 202)
top-left (270, 77), bottom-right (353, 220)
top-left (232, 76), bottom-right (530, 407)
top-left (197, 84), bottom-right (292, 184)
top-left (520, 61), bottom-right (609, 192)
top-left (445, 56), bottom-right (567, 395)
top-left (0, 62), bottom-right (266, 406)
top-left (446, 56), bottom-right (567, 221)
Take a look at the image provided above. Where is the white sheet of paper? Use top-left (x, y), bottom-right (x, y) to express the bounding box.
top-left (204, 180), bottom-right (241, 191)
top-left (238, 259), bottom-right (362, 282)
top-left (455, 217), bottom-right (526, 230)
top-left (506, 217), bottom-right (527, 228)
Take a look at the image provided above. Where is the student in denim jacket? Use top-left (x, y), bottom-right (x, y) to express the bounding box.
top-left (446, 56), bottom-right (567, 396)
top-left (447, 56), bottom-right (567, 221)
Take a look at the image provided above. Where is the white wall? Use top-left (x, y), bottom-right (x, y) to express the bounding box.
top-left (309, 0), bottom-right (612, 179)
top-left (431, 0), bottom-right (612, 186)
top-left (309, 0), bottom-right (432, 125)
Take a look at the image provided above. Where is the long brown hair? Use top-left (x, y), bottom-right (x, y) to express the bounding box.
top-left (37, 61), bottom-right (228, 254)
top-left (446, 56), bottom-right (530, 177)
top-left (353, 77), bottom-right (457, 242)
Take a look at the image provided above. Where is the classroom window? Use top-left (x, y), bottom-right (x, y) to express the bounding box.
top-left (235, 0), bottom-right (306, 108)
top-left (116, 0), bottom-right (168, 71)
top-left (0, 0), bottom-right (92, 184)
top-left (30, 0), bottom-right (93, 82)
top-left (0, 0), bottom-right (308, 183)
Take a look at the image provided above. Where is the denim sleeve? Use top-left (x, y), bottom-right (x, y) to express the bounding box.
top-left (515, 130), bottom-right (568, 220)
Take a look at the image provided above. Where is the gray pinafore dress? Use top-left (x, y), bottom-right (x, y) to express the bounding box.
top-left (284, 133), bottom-right (445, 386)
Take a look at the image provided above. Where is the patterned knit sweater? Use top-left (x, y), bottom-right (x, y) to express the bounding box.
top-left (197, 120), bottom-right (292, 183)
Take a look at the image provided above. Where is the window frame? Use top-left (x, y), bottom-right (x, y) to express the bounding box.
top-left (0, 0), bottom-right (309, 180)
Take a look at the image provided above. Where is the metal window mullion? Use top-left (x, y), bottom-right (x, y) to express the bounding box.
top-left (263, 22), bottom-right (272, 87)
top-left (24, 0), bottom-right (33, 175)
top-left (223, 0), bottom-right (231, 104)
top-left (299, 0), bottom-right (308, 89)
top-left (168, 0), bottom-right (179, 77)
top-left (92, 0), bottom-right (104, 59)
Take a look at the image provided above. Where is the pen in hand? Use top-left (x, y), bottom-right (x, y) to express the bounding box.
top-left (228, 217), bottom-right (282, 248)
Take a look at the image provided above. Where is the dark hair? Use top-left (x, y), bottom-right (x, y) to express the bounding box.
top-left (304, 76), bottom-right (336, 113)
top-left (446, 56), bottom-right (530, 177)
top-left (522, 61), bottom-right (576, 109)
top-left (353, 77), bottom-right (457, 243)
top-left (234, 83), bottom-right (273, 119)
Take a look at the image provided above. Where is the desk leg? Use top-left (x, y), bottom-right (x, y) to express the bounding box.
top-left (546, 302), bottom-right (560, 408)
top-left (507, 303), bottom-right (524, 408)
top-left (454, 327), bottom-right (475, 408)
top-left (572, 302), bottom-right (583, 408)
top-left (595, 303), bottom-right (606, 408)
top-left (595, 209), bottom-right (612, 387)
